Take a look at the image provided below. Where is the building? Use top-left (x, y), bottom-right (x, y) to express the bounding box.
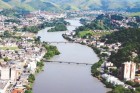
top-left (120, 61), bottom-right (136, 80)
top-left (0, 80), bottom-right (10, 93)
top-left (27, 61), bottom-right (37, 73)
top-left (12, 88), bottom-right (24, 93)
top-left (130, 62), bottom-right (136, 80)
top-left (104, 62), bottom-right (114, 68)
top-left (104, 61), bottom-right (117, 71)
top-left (0, 66), bottom-right (9, 80)
top-left (0, 63), bottom-right (18, 81)
top-left (101, 74), bottom-right (124, 86)
top-left (10, 68), bottom-right (18, 81)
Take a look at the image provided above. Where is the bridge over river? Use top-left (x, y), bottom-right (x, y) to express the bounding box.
top-left (47, 41), bottom-right (74, 44)
top-left (68, 25), bottom-right (79, 27)
top-left (46, 41), bottom-right (81, 44)
top-left (33, 18), bottom-right (106, 93)
top-left (44, 60), bottom-right (93, 66)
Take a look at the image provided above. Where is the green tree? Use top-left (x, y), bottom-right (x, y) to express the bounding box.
top-left (28, 74), bottom-right (35, 83)
top-left (13, 26), bottom-right (18, 31)
top-left (37, 61), bottom-right (44, 69)
top-left (4, 57), bottom-right (9, 62)
top-left (25, 90), bottom-right (32, 93)
top-left (43, 44), bottom-right (60, 59)
top-left (125, 81), bottom-right (139, 87)
top-left (111, 85), bottom-right (132, 93)
top-left (4, 31), bottom-right (11, 37)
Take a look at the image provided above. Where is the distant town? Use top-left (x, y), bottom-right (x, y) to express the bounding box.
top-left (0, 8), bottom-right (140, 93)
top-left (63, 11), bottom-right (140, 93)
top-left (0, 10), bottom-right (67, 93)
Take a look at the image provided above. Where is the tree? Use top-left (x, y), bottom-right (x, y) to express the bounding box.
top-left (36, 36), bottom-right (41, 42)
top-left (43, 44), bottom-right (60, 59)
top-left (91, 60), bottom-right (103, 77)
top-left (80, 18), bottom-right (87, 25)
top-left (48, 23), bottom-right (67, 32)
top-left (125, 81), bottom-right (139, 87)
top-left (4, 57), bottom-right (9, 62)
top-left (37, 61), bottom-right (44, 67)
top-left (111, 85), bottom-right (132, 93)
top-left (25, 90), bottom-right (32, 93)
top-left (13, 26), bottom-right (18, 31)
top-left (28, 74), bottom-right (35, 83)
top-left (35, 36), bottom-right (41, 44)
top-left (111, 14), bottom-right (124, 21)
top-left (23, 26), bottom-right (28, 32)
top-left (110, 69), bottom-right (118, 77)
top-left (4, 31), bottom-right (11, 37)
top-left (134, 87), bottom-right (140, 93)
top-left (100, 53), bottom-right (108, 57)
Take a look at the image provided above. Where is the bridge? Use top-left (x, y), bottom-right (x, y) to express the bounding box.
top-left (68, 25), bottom-right (79, 27)
top-left (47, 41), bottom-right (75, 44)
top-left (45, 60), bottom-right (93, 66)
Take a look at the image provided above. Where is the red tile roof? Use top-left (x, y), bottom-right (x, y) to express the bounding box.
top-left (12, 88), bottom-right (24, 93)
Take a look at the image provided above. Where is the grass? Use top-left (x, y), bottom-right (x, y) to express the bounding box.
top-left (0, 47), bottom-right (19, 50)
top-left (78, 30), bottom-right (94, 38)
top-left (92, 31), bottom-right (111, 36)
top-left (126, 12), bottom-right (140, 17)
top-left (77, 30), bottom-right (111, 38)
top-left (0, 1), bottom-right (12, 9)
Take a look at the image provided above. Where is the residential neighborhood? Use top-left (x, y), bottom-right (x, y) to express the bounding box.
top-left (0, 8), bottom-right (140, 93)
top-left (0, 35), bottom-right (46, 93)
top-left (63, 13), bottom-right (140, 91)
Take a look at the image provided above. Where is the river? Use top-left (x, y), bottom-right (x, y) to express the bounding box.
top-left (33, 19), bottom-right (107, 93)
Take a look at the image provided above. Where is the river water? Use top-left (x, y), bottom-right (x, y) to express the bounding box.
top-left (33, 19), bottom-right (106, 93)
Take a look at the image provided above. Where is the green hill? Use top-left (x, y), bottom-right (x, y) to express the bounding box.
top-left (1, 0), bottom-right (140, 12)
top-left (0, 0), bottom-right (12, 9)
top-left (2, 0), bottom-right (60, 11)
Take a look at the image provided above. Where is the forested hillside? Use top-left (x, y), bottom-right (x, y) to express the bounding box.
top-left (0, 0), bottom-right (140, 12)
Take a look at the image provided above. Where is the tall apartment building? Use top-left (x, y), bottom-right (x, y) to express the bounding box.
top-left (120, 61), bottom-right (136, 80)
top-left (0, 64), bottom-right (18, 81)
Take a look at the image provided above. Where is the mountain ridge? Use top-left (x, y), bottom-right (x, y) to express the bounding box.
top-left (1, 0), bottom-right (140, 12)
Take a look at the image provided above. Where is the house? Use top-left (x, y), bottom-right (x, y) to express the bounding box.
top-left (101, 74), bottom-right (124, 86)
top-left (96, 42), bottom-right (105, 48)
top-left (0, 80), bottom-right (10, 93)
top-left (0, 63), bottom-right (19, 81)
top-left (27, 61), bottom-right (37, 73)
top-left (12, 88), bottom-right (24, 93)
top-left (104, 62), bottom-right (114, 67)
top-left (119, 62), bottom-right (136, 81)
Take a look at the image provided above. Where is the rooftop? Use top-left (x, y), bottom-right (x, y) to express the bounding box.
top-left (12, 88), bottom-right (24, 93)
top-left (0, 80), bottom-right (9, 89)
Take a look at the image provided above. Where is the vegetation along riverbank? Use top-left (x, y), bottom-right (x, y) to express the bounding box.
top-left (43, 43), bottom-right (60, 59)
top-left (63, 25), bottom-right (140, 93)
top-left (61, 16), bottom-right (140, 93)
top-left (24, 41), bottom-right (60, 93)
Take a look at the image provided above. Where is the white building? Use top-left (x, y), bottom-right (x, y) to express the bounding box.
top-left (0, 80), bottom-right (10, 93)
top-left (121, 61), bottom-right (136, 80)
top-left (102, 74), bottom-right (124, 86)
top-left (96, 42), bottom-right (105, 48)
top-left (27, 61), bottom-right (37, 73)
top-left (0, 64), bottom-right (18, 81)
top-left (10, 68), bottom-right (18, 81)
top-left (0, 67), bottom-right (9, 80)
top-left (104, 62), bottom-right (114, 68)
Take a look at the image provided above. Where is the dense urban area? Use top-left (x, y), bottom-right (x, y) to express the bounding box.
top-left (0, 1), bottom-right (140, 93)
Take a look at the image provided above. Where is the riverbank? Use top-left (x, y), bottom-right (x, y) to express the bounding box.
top-left (43, 43), bottom-right (60, 59)
top-left (48, 24), bottom-right (67, 32)
top-left (25, 41), bottom-right (60, 93)
top-left (63, 32), bottom-right (140, 93)
top-left (20, 18), bottom-right (70, 34)
top-left (62, 33), bottom-right (113, 92)
top-left (33, 19), bottom-right (107, 93)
